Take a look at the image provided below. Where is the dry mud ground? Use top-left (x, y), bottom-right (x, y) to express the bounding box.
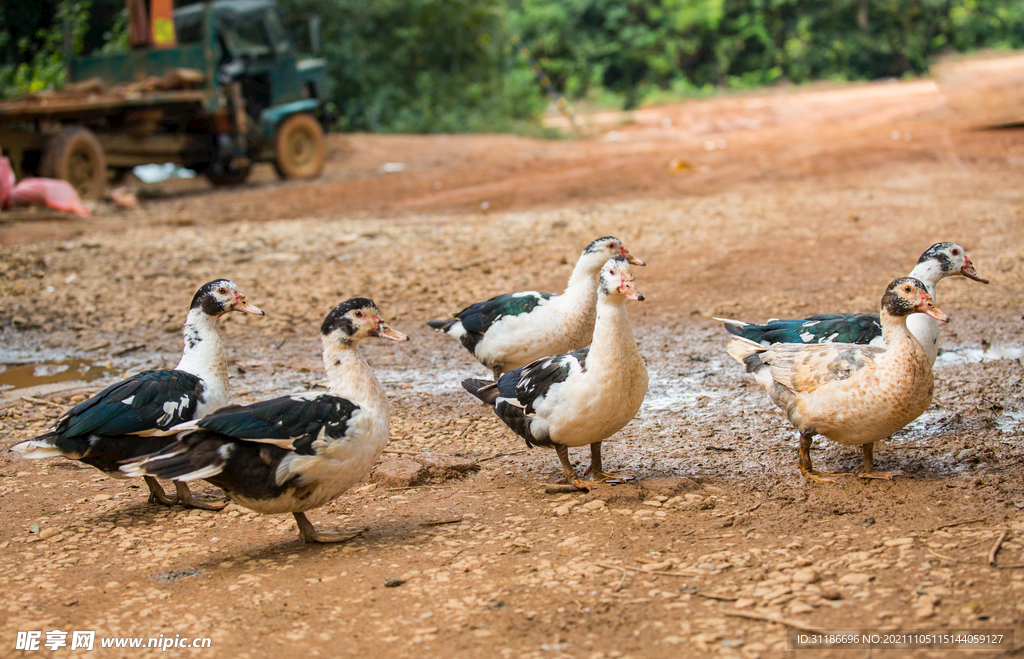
top-left (1, 71), bottom-right (1023, 659)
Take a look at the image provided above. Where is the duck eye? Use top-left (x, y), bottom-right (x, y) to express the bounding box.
top-left (217, 287), bottom-right (227, 294)
top-left (951, 249), bottom-right (960, 255)
top-left (355, 311), bottom-right (363, 318)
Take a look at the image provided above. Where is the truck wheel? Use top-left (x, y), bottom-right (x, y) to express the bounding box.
top-left (273, 113), bottom-right (325, 179)
top-left (205, 161), bottom-right (251, 186)
top-left (40, 126), bottom-right (107, 200)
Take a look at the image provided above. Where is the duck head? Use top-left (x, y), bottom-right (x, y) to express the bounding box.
top-left (581, 236), bottom-right (645, 270)
top-left (598, 256), bottom-right (645, 301)
top-left (881, 277), bottom-right (949, 323)
top-left (191, 280), bottom-right (265, 318)
top-left (916, 243), bottom-right (988, 284)
top-left (321, 298), bottom-right (409, 346)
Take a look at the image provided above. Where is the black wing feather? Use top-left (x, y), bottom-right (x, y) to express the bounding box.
top-left (498, 347), bottom-right (588, 414)
top-left (724, 313), bottom-right (882, 346)
top-left (196, 394), bottom-right (359, 455)
top-left (455, 291), bottom-right (555, 334)
top-left (56, 369), bottom-right (204, 437)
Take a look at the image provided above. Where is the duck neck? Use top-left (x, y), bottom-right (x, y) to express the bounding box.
top-left (562, 254), bottom-right (603, 299)
top-left (174, 309), bottom-right (227, 388)
top-left (907, 261), bottom-right (942, 298)
top-left (879, 309), bottom-right (929, 370)
top-left (322, 339), bottom-right (388, 415)
top-left (587, 294), bottom-right (637, 370)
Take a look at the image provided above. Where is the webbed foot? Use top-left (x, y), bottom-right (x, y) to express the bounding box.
top-left (144, 476), bottom-right (178, 506)
top-left (174, 481), bottom-right (229, 511)
top-left (294, 513), bottom-right (366, 544)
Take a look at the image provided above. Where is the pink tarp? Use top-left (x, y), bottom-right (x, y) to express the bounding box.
top-left (0, 156), bottom-right (91, 217)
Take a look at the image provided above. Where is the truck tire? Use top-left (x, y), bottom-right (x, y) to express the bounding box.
top-left (273, 113), bottom-right (325, 179)
top-left (40, 126), bottom-right (107, 200)
top-left (205, 162), bottom-right (252, 186)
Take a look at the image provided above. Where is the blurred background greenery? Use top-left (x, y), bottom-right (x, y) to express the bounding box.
top-left (2, 0), bottom-right (1023, 133)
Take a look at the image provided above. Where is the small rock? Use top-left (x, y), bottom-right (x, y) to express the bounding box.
top-left (839, 573), bottom-right (872, 586)
top-left (914, 603), bottom-right (935, 620)
top-left (38, 528), bottom-right (60, 541)
top-left (582, 499), bottom-right (606, 511)
top-left (789, 600), bottom-right (814, 614)
top-left (413, 453), bottom-right (480, 480)
top-left (883, 537), bottom-right (915, 547)
top-left (734, 598), bottom-right (756, 609)
top-left (384, 578), bottom-right (406, 588)
top-left (642, 500), bottom-right (662, 507)
top-left (371, 459), bottom-right (427, 487)
top-left (93, 494), bottom-right (112, 502)
top-left (792, 568), bottom-right (820, 584)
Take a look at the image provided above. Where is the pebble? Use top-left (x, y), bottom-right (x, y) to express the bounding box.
top-left (839, 573), bottom-right (872, 586)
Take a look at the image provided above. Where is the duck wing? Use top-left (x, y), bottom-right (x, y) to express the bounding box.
top-left (192, 393), bottom-right (360, 455)
top-left (718, 313), bottom-right (882, 346)
top-left (454, 291), bottom-right (556, 334)
top-left (757, 342), bottom-right (885, 395)
top-left (55, 369), bottom-right (204, 437)
top-left (502, 347), bottom-right (589, 414)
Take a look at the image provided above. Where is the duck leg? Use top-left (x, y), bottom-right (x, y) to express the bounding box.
top-left (144, 476), bottom-right (178, 506)
top-left (854, 443), bottom-right (905, 480)
top-left (173, 481), bottom-right (229, 511)
top-left (492, 365), bottom-right (503, 381)
top-left (554, 444), bottom-right (594, 492)
top-left (294, 512), bottom-right (366, 544)
top-left (583, 442), bottom-right (636, 484)
top-left (798, 432), bottom-right (847, 483)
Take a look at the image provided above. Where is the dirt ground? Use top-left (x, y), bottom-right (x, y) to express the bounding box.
top-left (1, 65), bottom-right (1023, 659)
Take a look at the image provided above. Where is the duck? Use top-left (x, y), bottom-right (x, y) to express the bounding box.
top-left (428, 236), bottom-right (644, 378)
top-left (463, 257), bottom-right (648, 491)
top-left (715, 242), bottom-right (987, 365)
top-left (726, 277), bottom-right (949, 483)
top-left (12, 280), bottom-right (264, 509)
top-left (121, 298), bottom-right (409, 544)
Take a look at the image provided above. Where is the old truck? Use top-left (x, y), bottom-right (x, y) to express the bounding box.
top-left (0, 0), bottom-right (330, 199)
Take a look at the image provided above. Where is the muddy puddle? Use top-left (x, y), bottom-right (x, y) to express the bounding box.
top-left (0, 359), bottom-right (115, 391)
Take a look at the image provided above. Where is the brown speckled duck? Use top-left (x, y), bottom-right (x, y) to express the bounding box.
top-left (726, 277), bottom-right (949, 483)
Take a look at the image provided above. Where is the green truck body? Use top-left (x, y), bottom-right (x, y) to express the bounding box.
top-left (0, 0), bottom-right (331, 198)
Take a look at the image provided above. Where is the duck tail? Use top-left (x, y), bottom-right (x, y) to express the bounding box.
top-left (726, 337), bottom-right (767, 371)
top-left (462, 378), bottom-right (500, 405)
top-left (427, 319), bottom-right (457, 332)
top-left (11, 434), bottom-right (64, 460)
top-left (120, 435), bottom-right (228, 482)
top-left (713, 317), bottom-right (750, 337)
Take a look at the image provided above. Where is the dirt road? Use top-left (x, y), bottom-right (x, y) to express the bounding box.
top-left (1, 69), bottom-right (1023, 658)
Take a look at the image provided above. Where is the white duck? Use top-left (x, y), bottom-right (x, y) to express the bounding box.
top-left (716, 242), bottom-right (987, 365)
top-left (12, 280), bottom-right (264, 509)
top-left (428, 236), bottom-right (644, 378)
top-left (463, 257), bottom-right (648, 490)
top-left (727, 277), bottom-right (949, 482)
top-left (122, 298), bottom-right (408, 543)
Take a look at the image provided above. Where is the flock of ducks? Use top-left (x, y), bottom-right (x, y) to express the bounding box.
top-left (12, 238), bottom-right (988, 543)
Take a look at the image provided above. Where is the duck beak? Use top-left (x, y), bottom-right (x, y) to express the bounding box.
top-left (232, 294), bottom-right (265, 316)
top-left (919, 296), bottom-right (950, 323)
top-left (622, 248), bottom-right (646, 266)
top-left (371, 319), bottom-right (409, 341)
top-left (960, 258), bottom-right (989, 284)
top-left (619, 276), bottom-right (645, 302)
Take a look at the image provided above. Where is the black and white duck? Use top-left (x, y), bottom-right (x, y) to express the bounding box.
top-left (12, 280), bottom-right (264, 508)
top-left (428, 236), bottom-right (644, 378)
top-left (463, 257), bottom-right (648, 491)
top-left (716, 242), bottom-right (987, 365)
top-left (121, 298), bottom-right (408, 543)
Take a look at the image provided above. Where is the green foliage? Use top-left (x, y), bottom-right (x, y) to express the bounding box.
top-left (510, 0), bottom-right (1024, 109)
top-left (0, 1), bottom-right (91, 96)
top-left (280, 0), bottom-right (547, 133)
top-left (1, 0), bottom-right (1022, 129)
